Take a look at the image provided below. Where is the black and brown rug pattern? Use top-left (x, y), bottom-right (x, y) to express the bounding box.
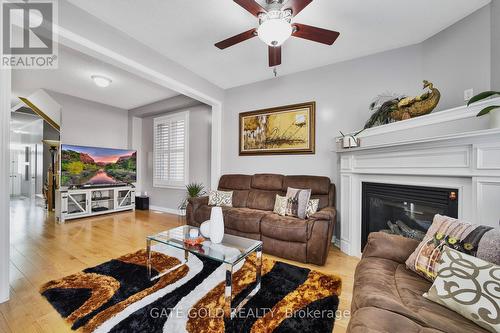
top-left (40, 248), bottom-right (342, 333)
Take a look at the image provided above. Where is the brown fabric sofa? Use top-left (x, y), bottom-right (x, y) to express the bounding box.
top-left (347, 232), bottom-right (488, 333)
top-left (186, 174), bottom-right (336, 265)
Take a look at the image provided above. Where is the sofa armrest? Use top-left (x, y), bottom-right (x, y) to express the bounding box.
top-left (187, 196), bottom-right (209, 211)
top-left (362, 232), bottom-right (420, 264)
top-left (309, 206), bottom-right (336, 221)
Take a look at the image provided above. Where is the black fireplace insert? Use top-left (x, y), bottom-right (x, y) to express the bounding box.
top-left (361, 182), bottom-right (459, 250)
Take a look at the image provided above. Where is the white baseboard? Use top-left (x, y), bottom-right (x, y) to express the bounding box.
top-left (332, 236), bottom-right (341, 248)
top-left (149, 205), bottom-right (186, 216)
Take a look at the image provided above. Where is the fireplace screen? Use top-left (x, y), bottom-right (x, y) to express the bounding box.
top-left (361, 182), bottom-right (458, 250)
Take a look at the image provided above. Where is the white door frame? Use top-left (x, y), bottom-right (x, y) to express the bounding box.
top-left (0, 68), bottom-right (11, 303)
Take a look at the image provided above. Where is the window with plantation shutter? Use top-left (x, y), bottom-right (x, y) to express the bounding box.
top-left (153, 112), bottom-right (189, 188)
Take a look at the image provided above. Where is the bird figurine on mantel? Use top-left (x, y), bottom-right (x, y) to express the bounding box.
top-left (390, 80), bottom-right (441, 121)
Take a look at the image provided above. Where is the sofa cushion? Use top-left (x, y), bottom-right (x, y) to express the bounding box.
top-left (247, 189), bottom-right (281, 211)
top-left (347, 307), bottom-right (443, 333)
top-left (223, 208), bottom-right (270, 234)
top-left (218, 174), bottom-right (252, 190)
top-left (261, 235), bottom-right (307, 263)
top-left (283, 175), bottom-right (331, 194)
top-left (261, 214), bottom-right (311, 243)
top-left (218, 174), bottom-right (252, 208)
top-left (352, 256), bottom-right (488, 333)
top-left (284, 176), bottom-right (332, 210)
top-left (251, 174), bottom-right (284, 190)
top-left (406, 214), bottom-right (498, 281)
top-left (193, 205), bottom-right (212, 223)
top-left (193, 205), bottom-right (233, 224)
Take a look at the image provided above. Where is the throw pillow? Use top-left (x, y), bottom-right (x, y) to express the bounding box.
top-left (305, 199), bottom-right (320, 219)
top-left (424, 247), bottom-right (499, 333)
top-left (285, 187), bottom-right (311, 219)
top-left (208, 190), bottom-right (233, 207)
top-left (273, 195), bottom-right (287, 216)
top-left (406, 214), bottom-right (499, 281)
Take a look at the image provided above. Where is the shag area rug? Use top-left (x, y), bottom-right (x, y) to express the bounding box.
top-left (40, 247), bottom-right (342, 333)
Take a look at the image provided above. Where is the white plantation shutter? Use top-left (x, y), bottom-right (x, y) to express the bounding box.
top-left (153, 112), bottom-right (189, 188)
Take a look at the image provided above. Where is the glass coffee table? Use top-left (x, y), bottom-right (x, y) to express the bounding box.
top-left (146, 225), bottom-right (263, 319)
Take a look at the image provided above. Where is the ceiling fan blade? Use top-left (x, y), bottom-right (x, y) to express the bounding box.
top-left (215, 28), bottom-right (257, 49)
top-left (234, 0), bottom-right (267, 17)
top-left (269, 46), bottom-right (282, 67)
top-left (292, 23), bottom-right (340, 45)
top-left (282, 0), bottom-right (313, 17)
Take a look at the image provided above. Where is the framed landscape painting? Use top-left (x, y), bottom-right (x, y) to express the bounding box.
top-left (239, 102), bottom-right (315, 155)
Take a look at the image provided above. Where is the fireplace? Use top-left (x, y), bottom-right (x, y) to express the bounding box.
top-left (361, 182), bottom-right (458, 249)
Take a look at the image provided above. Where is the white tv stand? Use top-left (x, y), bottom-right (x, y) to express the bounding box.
top-left (56, 186), bottom-right (135, 223)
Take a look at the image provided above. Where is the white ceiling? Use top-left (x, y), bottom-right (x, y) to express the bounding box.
top-left (11, 45), bottom-right (179, 110)
top-left (67, 0), bottom-right (490, 89)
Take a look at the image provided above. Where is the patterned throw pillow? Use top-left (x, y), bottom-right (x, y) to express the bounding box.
top-left (424, 247), bottom-right (500, 333)
top-left (208, 190), bottom-right (233, 207)
top-left (406, 214), bottom-right (499, 281)
top-left (285, 187), bottom-right (311, 219)
top-left (273, 195), bottom-right (287, 216)
top-left (305, 199), bottom-right (320, 219)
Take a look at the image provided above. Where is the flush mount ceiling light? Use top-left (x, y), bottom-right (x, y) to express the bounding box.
top-left (215, 0), bottom-right (340, 67)
top-left (91, 75), bottom-right (112, 88)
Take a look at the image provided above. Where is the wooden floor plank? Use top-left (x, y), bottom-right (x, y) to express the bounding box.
top-left (1, 198), bottom-right (358, 333)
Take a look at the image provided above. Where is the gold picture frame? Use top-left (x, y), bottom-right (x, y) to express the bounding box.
top-left (239, 102), bottom-right (316, 156)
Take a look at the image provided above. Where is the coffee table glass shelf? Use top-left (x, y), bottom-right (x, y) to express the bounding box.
top-left (146, 225), bottom-right (263, 319)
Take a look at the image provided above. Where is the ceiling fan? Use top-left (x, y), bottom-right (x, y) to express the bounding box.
top-left (215, 0), bottom-right (340, 67)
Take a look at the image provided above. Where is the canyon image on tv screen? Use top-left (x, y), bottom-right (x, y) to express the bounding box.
top-left (61, 144), bottom-right (137, 187)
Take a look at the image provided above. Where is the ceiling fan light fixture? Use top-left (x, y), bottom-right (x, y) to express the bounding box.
top-left (257, 11), bottom-right (292, 47)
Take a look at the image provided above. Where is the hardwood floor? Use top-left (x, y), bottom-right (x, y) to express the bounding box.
top-left (1, 198), bottom-right (359, 333)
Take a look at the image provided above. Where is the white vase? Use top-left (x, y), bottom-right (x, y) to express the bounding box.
top-left (200, 220), bottom-right (211, 238)
top-left (209, 207), bottom-right (224, 244)
top-left (490, 110), bottom-right (500, 129)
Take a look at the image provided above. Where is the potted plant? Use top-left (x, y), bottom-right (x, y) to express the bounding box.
top-left (178, 182), bottom-right (206, 213)
top-left (467, 91), bottom-right (500, 128)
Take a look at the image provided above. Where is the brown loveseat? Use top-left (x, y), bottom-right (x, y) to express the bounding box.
top-left (347, 232), bottom-right (488, 333)
top-left (186, 174), bottom-right (336, 265)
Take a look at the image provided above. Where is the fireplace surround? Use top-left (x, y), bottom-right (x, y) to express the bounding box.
top-left (337, 98), bottom-right (500, 257)
top-left (361, 182), bottom-right (458, 249)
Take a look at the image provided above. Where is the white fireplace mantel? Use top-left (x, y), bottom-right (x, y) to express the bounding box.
top-left (337, 99), bottom-right (500, 257)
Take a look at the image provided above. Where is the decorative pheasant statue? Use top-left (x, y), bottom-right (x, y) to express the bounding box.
top-left (390, 80), bottom-right (441, 121)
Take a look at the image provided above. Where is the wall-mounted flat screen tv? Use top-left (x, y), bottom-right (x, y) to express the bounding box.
top-left (61, 144), bottom-right (136, 187)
